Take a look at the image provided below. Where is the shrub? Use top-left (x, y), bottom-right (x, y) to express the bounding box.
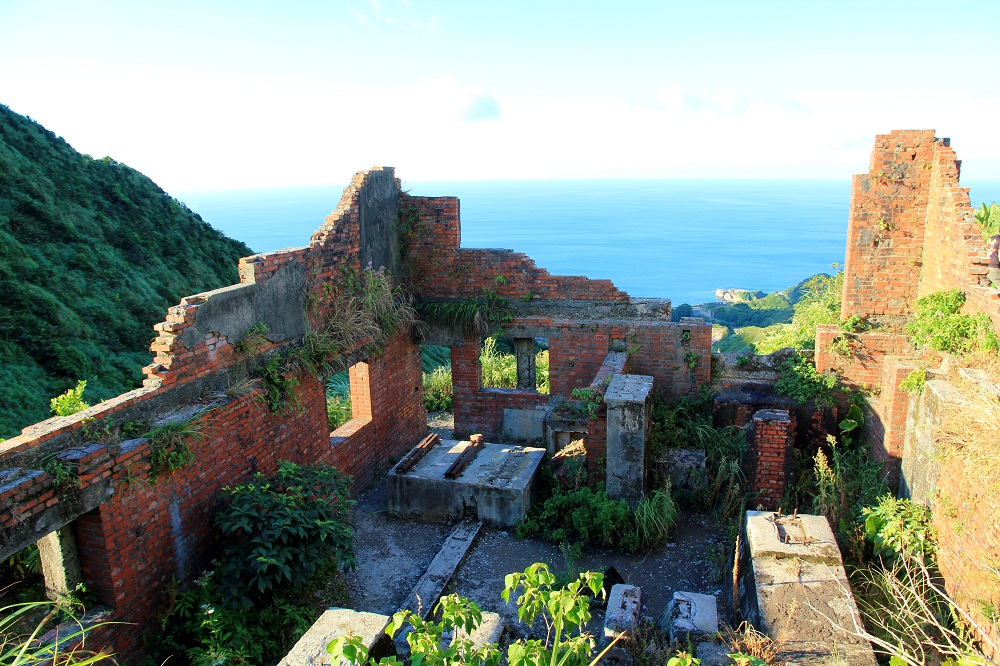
top-left (975, 202), bottom-right (1000, 241)
top-left (422, 365), bottom-right (453, 411)
top-left (774, 355), bottom-right (837, 408)
top-left (905, 289), bottom-right (1000, 354)
top-left (899, 367), bottom-right (926, 395)
top-left (517, 485), bottom-right (640, 552)
top-left (214, 461), bottom-right (356, 608)
top-left (862, 495), bottom-right (936, 564)
top-left (327, 395), bottom-right (352, 430)
top-left (50, 380), bottom-right (90, 416)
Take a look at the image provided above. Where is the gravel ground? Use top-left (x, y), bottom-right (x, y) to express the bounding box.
top-left (347, 476), bottom-right (728, 639)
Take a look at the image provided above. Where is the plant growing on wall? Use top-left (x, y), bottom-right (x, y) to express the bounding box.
top-left (50, 380), bottom-right (90, 416)
top-left (417, 290), bottom-right (514, 335)
top-left (899, 367), bottom-right (926, 395)
top-left (905, 289), bottom-right (1000, 355)
top-left (146, 414), bottom-right (206, 481)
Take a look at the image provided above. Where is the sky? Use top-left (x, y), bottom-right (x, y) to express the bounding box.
top-left (1, 0), bottom-right (999, 193)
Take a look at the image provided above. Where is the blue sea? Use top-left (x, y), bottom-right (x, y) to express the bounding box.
top-left (179, 180), bottom-right (1000, 306)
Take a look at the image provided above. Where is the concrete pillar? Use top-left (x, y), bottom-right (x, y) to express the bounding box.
top-left (604, 374), bottom-right (654, 505)
top-left (37, 524), bottom-right (84, 600)
top-left (514, 338), bottom-right (536, 390)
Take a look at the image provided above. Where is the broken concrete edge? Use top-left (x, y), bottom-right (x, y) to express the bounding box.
top-left (279, 608), bottom-right (393, 666)
top-left (399, 520), bottom-right (483, 618)
top-left (603, 584), bottom-right (642, 645)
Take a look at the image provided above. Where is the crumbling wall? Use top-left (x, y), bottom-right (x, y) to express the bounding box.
top-left (821, 131), bottom-right (1000, 656)
top-left (0, 168), bottom-right (427, 662)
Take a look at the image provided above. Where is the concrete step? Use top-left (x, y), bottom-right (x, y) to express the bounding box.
top-left (399, 519), bottom-right (482, 618)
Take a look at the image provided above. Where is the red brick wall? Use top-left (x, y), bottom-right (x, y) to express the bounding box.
top-left (815, 325), bottom-right (915, 390)
top-left (747, 409), bottom-right (793, 511)
top-left (841, 130), bottom-right (936, 320)
top-left (0, 168), bottom-right (428, 664)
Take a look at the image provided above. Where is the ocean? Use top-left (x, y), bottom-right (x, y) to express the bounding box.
top-left (179, 179), bottom-right (1000, 306)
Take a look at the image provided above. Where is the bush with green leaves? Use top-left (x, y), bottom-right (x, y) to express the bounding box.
top-left (975, 202), bottom-right (1000, 241)
top-left (517, 485), bottom-right (641, 552)
top-left (905, 289), bottom-right (1000, 355)
top-left (774, 355), bottom-right (837, 408)
top-left (480, 336), bottom-right (517, 389)
top-left (755, 271), bottom-right (843, 353)
top-left (899, 367), bottom-right (926, 395)
top-left (214, 461), bottom-right (356, 608)
top-left (329, 563), bottom-right (611, 666)
top-left (49, 379), bottom-right (90, 416)
top-left (862, 495), bottom-right (936, 564)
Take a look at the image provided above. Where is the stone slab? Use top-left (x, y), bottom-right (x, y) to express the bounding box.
top-left (455, 611), bottom-right (504, 648)
top-left (279, 608), bottom-right (391, 666)
top-left (745, 510), bottom-right (842, 565)
top-left (503, 407), bottom-right (549, 442)
top-left (603, 584), bottom-right (641, 644)
top-left (388, 439), bottom-right (545, 527)
top-left (662, 591), bottom-right (718, 644)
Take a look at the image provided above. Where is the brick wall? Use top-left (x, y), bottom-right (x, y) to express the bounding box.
top-left (0, 168), bottom-right (428, 664)
top-left (815, 325), bottom-right (915, 390)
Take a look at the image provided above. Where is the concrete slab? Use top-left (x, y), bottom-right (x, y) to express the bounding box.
top-left (279, 608), bottom-right (391, 666)
top-left (738, 511), bottom-right (877, 666)
top-left (603, 584), bottom-right (641, 644)
top-left (744, 510), bottom-right (842, 565)
top-left (605, 374), bottom-right (653, 506)
top-left (387, 439), bottom-right (546, 527)
top-left (400, 520), bottom-right (482, 618)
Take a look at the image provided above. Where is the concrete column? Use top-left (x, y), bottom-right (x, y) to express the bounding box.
top-left (37, 524), bottom-right (84, 600)
top-left (604, 374), bottom-right (654, 506)
top-left (514, 338), bottom-right (536, 390)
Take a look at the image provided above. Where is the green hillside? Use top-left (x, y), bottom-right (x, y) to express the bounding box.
top-left (0, 104), bottom-right (252, 438)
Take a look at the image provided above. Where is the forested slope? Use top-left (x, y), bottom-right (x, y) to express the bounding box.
top-left (0, 104), bottom-right (252, 437)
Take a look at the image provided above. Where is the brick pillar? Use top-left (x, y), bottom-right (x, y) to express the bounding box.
top-left (748, 409), bottom-right (794, 511)
top-left (514, 337), bottom-right (536, 390)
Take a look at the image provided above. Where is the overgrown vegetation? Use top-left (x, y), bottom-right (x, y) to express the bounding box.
top-left (1, 599), bottom-right (116, 666)
top-left (905, 289), bottom-right (1000, 355)
top-left (975, 202), bottom-right (1000, 242)
top-left (479, 336), bottom-right (549, 394)
top-left (154, 462), bottom-right (355, 666)
top-left (330, 563), bottom-right (617, 666)
top-left (417, 291), bottom-right (514, 334)
top-left (49, 380), bottom-right (90, 417)
top-left (899, 367), bottom-right (926, 394)
top-left (774, 354), bottom-right (837, 408)
top-left (0, 104), bottom-right (252, 438)
top-left (422, 365), bottom-right (453, 411)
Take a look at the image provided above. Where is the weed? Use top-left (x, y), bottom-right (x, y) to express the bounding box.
top-left (862, 495), bottom-right (936, 564)
top-left (899, 367), bottom-right (926, 394)
top-left (494, 275), bottom-right (507, 285)
top-left (418, 291), bottom-right (514, 334)
top-left (723, 622), bottom-right (786, 665)
top-left (975, 202), bottom-right (1000, 242)
top-left (633, 487), bottom-right (678, 547)
top-left (42, 454), bottom-right (80, 491)
top-left (50, 380), bottom-right (90, 416)
top-left (259, 355), bottom-right (301, 415)
top-left (81, 417), bottom-right (116, 445)
top-left (829, 335), bottom-right (852, 359)
top-left (683, 351), bottom-right (699, 369)
top-left (233, 322), bottom-right (269, 356)
top-left (146, 416), bottom-right (205, 481)
top-left (0, 599), bottom-right (117, 665)
top-left (774, 355), bottom-right (837, 409)
top-left (517, 485), bottom-right (641, 552)
top-left (521, 291), bottom-right (535, 303)
top-left (327, 394), bottom-right (352, 431)
top-left (736, 354), bottom-right (753, 367)
top-left (422, 365), bottom-right (453, 411)
top-left (906, 289), bottom-right (1000, 354)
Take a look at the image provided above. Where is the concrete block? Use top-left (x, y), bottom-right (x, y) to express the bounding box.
top-left (503, 407), bottom-right (548, 442)
top-left (695, 642), bottom-right (730, 666)
top-left (662, 591), bottom-right (718, 644)
top-left (656, 448), bottom-right (706, 496)
top-left (280, 608), bottom-right (391, 666)
top-left (603, 584), bottom-right (641, 644)
top-left (605, 374), bottom-right (653, 505)
top-left (738, 511), bottom-right (878, 666)
top-left (388, 439), bottom-right (545, 527)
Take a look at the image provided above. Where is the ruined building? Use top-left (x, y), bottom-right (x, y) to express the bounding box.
top-left (1, 130), bottom-right (998, 662)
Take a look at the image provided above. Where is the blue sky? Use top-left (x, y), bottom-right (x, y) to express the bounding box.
top-left (1, 0), bottom-right (998, 192)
